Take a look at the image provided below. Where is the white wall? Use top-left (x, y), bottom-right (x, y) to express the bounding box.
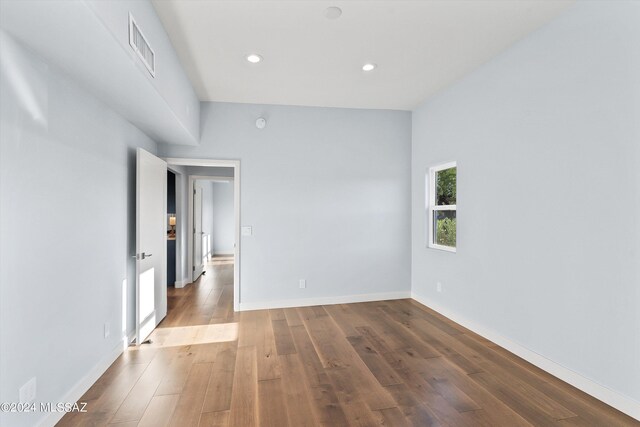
top-left (210, 181), bottom-right (235, 255)
top-left (0, 31), bottom-right (157, 427)
top-left (158, 103), bottom-right (412, 308)
top-left (0, 0), bottom-right (199, 145)
top-left (86, 0), bottom-right (200, 138)
top-left (411, 0), bottom-right (640, 408)
top-left (186, 166), bottom-right (234, 178)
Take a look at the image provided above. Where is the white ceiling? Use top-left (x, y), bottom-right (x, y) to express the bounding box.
top-left (152, 0), bottom-right (574, 111)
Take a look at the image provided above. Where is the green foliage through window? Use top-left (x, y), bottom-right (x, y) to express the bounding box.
top-left (436, 167), bottom-right (456, 205)
top-left (431, 164), bottom-right (456, 249)
top-left (436, 217), bottom-right (456, 247)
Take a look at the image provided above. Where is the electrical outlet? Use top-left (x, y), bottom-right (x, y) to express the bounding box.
top-left (299, 279), bottom-right (306, 289)
top-left (104, 322), bottom-right (111, 339)
top-left (19, 377), bottom-right (36, 404)
top-left (437, 282), bottom-right (443, 293)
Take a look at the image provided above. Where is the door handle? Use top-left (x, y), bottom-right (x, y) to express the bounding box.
top-left (133, 252), bottom-right (153, 260)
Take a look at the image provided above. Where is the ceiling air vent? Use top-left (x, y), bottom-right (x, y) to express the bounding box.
top-left (129, 13), bottom-right (155, 77)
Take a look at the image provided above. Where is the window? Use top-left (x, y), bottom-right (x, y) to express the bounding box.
top-left (428, 162), bottom-right (456, 252)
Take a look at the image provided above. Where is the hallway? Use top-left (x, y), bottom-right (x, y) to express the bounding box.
top-left (58, 260), bottom-right (636, 426)
top-left (161, 255), bottom-right (236, 330)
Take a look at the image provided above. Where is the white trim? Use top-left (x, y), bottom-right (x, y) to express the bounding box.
top-left (410, 293), bottom-right (640, 421)
top-left (433, 204), bottom-right (457, 211)
top-left (238, 291), bottom-right (411, 311)
top-left (38, 340), bottom-right (124, 427)
top-left (205, 234), bottom-right (212, 261)
top-left (430, 160), bottom-right (457, 173)
top-left (164, 158), bottom-right (241, 312)
top-left (174, 279), bottom-right (189, 288)
top-left (164, 158), bottom-right (240, 168)
top-left (429, 242), bottom-right (457, 253)
top-left (427, 161), bottom-right (457, 252)
top-left (167, 166), bottom-right (184, 294)
top-left (190, 179), bottom-right (205, 280)
top-left (126, 330), bottom-right (136, 345)
top-left (189, 176), bottom-right (233, 183)
top-left (233, 168), bottom-right (240, 312)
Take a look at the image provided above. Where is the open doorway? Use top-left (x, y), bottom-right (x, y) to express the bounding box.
top-left (133, 151), bottom-right (240, 347)
top-left (164, 158), bottom-right (240, 312)
top-left (191, 176), bottom-right (235, 281)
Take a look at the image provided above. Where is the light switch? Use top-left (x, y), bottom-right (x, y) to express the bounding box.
top-left (241, 226), bottom-right (253, 236)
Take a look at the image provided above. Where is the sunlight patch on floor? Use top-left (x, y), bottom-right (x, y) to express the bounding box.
top-left (147, 322), bottom-right (239, 348)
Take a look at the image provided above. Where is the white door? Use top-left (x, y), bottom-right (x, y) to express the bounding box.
top-left (136, 148), bottom-right (167, 344)
top-left (193, 184), bottom-right (204, 281)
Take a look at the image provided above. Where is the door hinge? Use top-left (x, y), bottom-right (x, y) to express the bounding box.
top-left (192, 266), bottom-right (195, 271)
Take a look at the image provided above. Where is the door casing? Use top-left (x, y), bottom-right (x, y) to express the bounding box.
top-left (166, 158), bottom-right (241, 312)
top-left (192, 184), bottom-right (204, 281)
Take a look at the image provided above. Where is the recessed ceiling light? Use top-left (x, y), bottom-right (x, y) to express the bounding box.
top-left (324, 6), bottom-right (342, 20)
top-left (246, 54), bottom-right (262, 64)
top-left (362, 63), bottom-right (377, 71)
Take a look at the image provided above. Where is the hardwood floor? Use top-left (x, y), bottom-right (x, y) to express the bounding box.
top-left (59, 260), bottom-right (638, 426)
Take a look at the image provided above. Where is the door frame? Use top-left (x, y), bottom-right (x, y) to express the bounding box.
top-left (191, 181), bottom-right (205, 280)
top-left (167, 165), bottom-right (185, 288)
top-left (164, 158), bottom-right (241, 312)
top-left (188, 175), bottom-right (233, 282)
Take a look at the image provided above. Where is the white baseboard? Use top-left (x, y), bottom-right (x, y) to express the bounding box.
top-left (174, 278), bottom-right (189, 288)
top-left (35, 291), bottom-right (638, 426)
top-left (411, 293), bottom-right (640, 421)
top-left (39, 339), bottom-right (125, 427)
top-left (238, 291), bottom-right (411, 311)
top-left (126, 329), bottom-right (136, 346)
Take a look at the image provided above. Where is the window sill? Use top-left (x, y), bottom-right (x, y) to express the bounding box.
top-left (428, 244), bottom-right (457, 253)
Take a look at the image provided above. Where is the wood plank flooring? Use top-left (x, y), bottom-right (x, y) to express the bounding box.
top-left (58, 258), bottom-right (638, 426)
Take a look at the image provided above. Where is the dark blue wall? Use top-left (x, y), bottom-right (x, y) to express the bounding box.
top-left (167, 170), bottom-right (176, 213)
top-left (167, 171), bottom-right (176, 286)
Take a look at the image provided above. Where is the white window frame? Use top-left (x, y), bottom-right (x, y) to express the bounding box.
top-left (427, 161), bottom-right (457, 253)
